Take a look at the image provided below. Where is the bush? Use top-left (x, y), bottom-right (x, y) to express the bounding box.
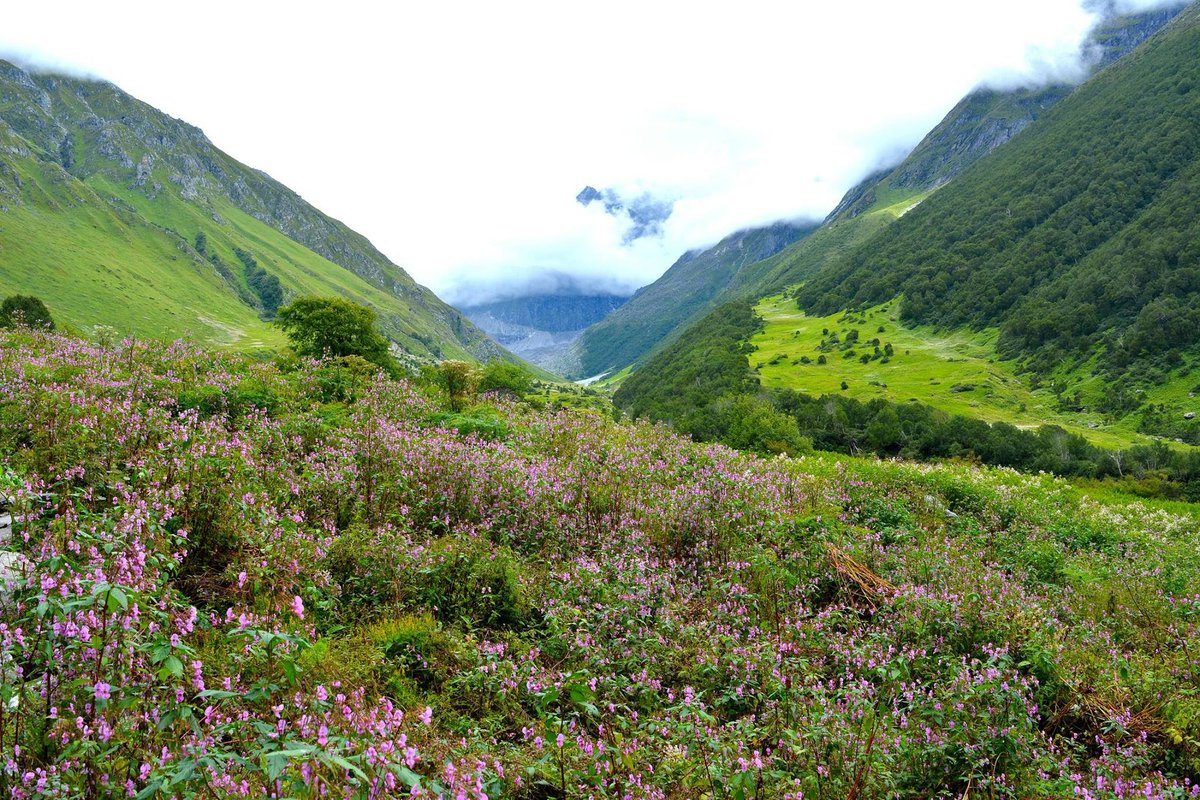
top-left (701, 394), bottom-right (812, 457)
top-left (366, 614), bottom-right (455, 692)
top-left (429, 409), bottom-right (509, 441)
top-left (415, 537), bottom-right (527, 630)
top-left (479, 361), bottom-right (533, 396)
top-left (438, 360), bottom-right (479, 411)
top-left (0, 295), bottom-right (54, 330)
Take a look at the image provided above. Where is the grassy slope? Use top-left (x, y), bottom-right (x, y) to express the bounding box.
top-left (629, 7), bottom-right (1200, 446)
top-left (0, 61), bottom-right (503, 362)
top-left (0, 159), bottom-right (487, 357)
top-left (747, 187), bottom-right (932, 297)
top-left (604, 8), bottom-right (1187, 395)
top-left (794, 5), bottom-right (1200, 382)
top-left (572, 222), bottom-right (815, 378)
top-left (0, 151), bottom-right (278, 347)
top-left (750, 294), bottom-right (1176, 449)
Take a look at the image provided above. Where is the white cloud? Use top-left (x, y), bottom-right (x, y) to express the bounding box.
top-left (0, 0), bottom-right (1172, 300)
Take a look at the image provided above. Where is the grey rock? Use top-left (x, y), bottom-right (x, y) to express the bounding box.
top-left (134, 153), bottom-right (155, 187)
top-left (0, 551), bottom-right (31, 598)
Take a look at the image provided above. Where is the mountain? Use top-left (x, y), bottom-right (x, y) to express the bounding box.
top-left (795, 2), bottom-right (1200, 386)
top-left (571, 220), bottom-right (817, 378)
top-left (459, 292), bottom-right (629, 373)
top-left (0, 60), bottom-right (506, 361)
top-left (581, 3), bottom-right (1186, 384)
top-left (616, 2), bottom-right (1200, 452)
top-left (825, 3), bottom-right (1186, 225)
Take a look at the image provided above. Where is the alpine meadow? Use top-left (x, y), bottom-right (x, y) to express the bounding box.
top-left (3, 3), bottom-right (1200, 799)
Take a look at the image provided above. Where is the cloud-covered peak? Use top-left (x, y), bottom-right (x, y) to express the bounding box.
top-left (576, 186), bottom-right (674, 245)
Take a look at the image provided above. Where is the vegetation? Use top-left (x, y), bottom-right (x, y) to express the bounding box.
top-left (274, 295), bottom-right (395, 374)
top-left (568, 6), bottom-right (1185, 385)
top-left (235, 247), bottom-right (285, 318)
top-left (436, 360), bottom-right (480, 412)
top-left (2, 8), bottom-right (1200, 796)
top-left (614, 302), bottom-right (763, 429)
top-left (478, 360), bottom-right (534, 396)
top-left (4, 327), bottom-right (1200, 797)
top-left (749, 294), bottom-right (1178, 449)
top-left (795, 7), bottom-right (1200, 387)
top-left (0, 294), bottom-right (54, 330)
top-left (0, 58), bottom-right (500, 361)
top-left (615, 301), bottom-right (1200, 498)
top-left (575, 222), bottom-right (814, 378)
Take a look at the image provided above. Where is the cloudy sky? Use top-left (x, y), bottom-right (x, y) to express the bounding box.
top-left (0, 0), bottom-right (1177, 302)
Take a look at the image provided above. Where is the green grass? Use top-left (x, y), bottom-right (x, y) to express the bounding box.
top-left (792, 8), bottom-right (1200, 387)
top-left (0, 155), bottom-right (485, 359)
top-left (0, 64), bottom-right (514, 364)
top-left (0, 162), bottom-right (277, 348)
top-left (750, 293), bottom-right (1179, 450)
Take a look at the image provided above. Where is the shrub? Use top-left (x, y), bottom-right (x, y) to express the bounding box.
top-left (275, 295), bottom-right (395, 374)
top-left (438, 360), bottom-right (480, 411)
top-left (0, 294), bottom-right (54, 330)
top-left (479, 361), bottom-right (533, 396)
top-left (415, 537), bottom-right (526, 630)
top-left (366, 613), bottom-right (455, 692)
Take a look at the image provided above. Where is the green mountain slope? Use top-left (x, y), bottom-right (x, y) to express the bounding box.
top-left (616, 3), bottom-right (1200, 458)
top-left (795, 3), bottom-right (1200, 388)
top-left (0, 60), bottom-right (505, 361)
top-left (582, 4), bottom-right (1185, 383)
top-left (571, 220), bottom-right (814, 378)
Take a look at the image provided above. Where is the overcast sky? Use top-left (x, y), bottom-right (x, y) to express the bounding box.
top-left (0, 0), bottom-right (1177, 302)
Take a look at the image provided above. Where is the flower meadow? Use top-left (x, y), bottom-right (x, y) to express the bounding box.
top-left (2, 329), bottom-right (1200, 799)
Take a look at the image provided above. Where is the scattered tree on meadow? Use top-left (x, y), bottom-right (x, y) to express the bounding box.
top-left (479, 361), bottom-right (533, 396)
top-left (0, 294), bottom-right (55, 330)
top-left (274, 295), bottom-right (394, 372)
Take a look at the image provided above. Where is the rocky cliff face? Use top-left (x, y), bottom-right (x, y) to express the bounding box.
top-left (462, 293), bottom-right (628, 333)
top-left (0, 60), bottom-right (506, 361)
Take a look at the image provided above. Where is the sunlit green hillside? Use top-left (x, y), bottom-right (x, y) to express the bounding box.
top-left (750, 294), bottom-right (1176, 450)
top-left (0, 60), bottom-right (506, 361)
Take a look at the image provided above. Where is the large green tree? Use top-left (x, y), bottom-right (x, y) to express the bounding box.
top-left (0, 295), bottom-right (55, 330)
top-left (274, 295), bottom-right (393, 371)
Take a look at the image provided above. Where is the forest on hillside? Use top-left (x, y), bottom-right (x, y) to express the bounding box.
top-left (794, 12), bottom-right (1200, 387)
top-left (614, 303), bottom-right (1200, 499)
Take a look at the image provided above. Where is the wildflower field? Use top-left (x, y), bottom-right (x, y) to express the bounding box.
top-left (2, 328), bottom-right (1200, 798)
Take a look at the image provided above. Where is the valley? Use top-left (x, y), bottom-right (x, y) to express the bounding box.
top-left (3, 1), bottom-right (1200, 797)
top-left (750, 293), bottom-right (1189, 450)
